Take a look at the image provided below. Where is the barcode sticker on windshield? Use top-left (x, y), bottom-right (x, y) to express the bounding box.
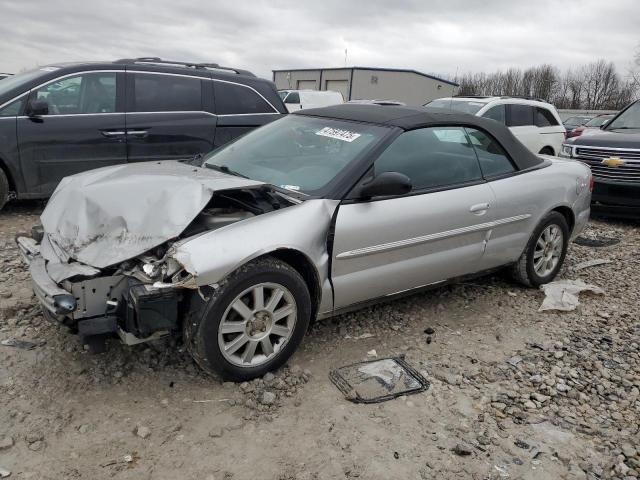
top-left (316, 127), bottom-right (361, 143)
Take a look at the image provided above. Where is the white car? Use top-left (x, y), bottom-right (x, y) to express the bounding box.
top-left (278, 89), bottom-right (344, 112)
top-left (425, 96), bottom-right (565, 156)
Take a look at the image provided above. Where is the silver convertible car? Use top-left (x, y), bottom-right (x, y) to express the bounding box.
top-left (17, 104), bottom-right (592, 380)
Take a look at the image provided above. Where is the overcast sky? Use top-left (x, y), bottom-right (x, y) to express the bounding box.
top-left (1, 0), bottom-right (638, 80)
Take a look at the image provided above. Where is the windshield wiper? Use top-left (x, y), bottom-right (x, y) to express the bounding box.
top-left (204, 163), bottom-right (250, 179)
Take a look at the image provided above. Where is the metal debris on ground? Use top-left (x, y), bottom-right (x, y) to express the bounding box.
top-left (1, 338), bottom-right (42, 350)
top-left (574, 235), bottom-right (620, 248)
top-left (572, 259), bottom-right (612, 271)
top-left (329, 357), bottom-right (429, 404)
top-left (538, 279), bottom-right (605, 312)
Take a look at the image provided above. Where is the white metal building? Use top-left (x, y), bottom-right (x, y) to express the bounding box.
top-left (272, 67), bottom-right (459, 106)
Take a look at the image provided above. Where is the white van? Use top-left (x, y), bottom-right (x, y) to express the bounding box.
top-left (279, 90), bottom-right (344, 112)
top-left (425, 96), bottom-right (566, 156)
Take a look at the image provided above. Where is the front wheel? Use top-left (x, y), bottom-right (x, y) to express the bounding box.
top-left (184, 258), bottom-right (311, 381)
top-left (511, 212), bottom-right (569, 287)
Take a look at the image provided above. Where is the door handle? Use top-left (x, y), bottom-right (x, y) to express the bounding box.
top-left (469, 202), bottom-right (490, 214)
top-left (101, 130), bottom-right (126, 137)
top-left (127, 130), bottom-right (148, 137)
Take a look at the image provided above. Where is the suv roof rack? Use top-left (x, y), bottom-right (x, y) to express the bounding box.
top-left (113, 57), bottom-right (255, 77)
top-left (499, 95), bottom-right (546, 102)
top-left (453, 94), bottom-right (547, 103)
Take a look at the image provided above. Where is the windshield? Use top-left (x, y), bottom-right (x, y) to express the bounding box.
top-left (564, 116), bottom-right (590, 127)
top-left (0, 67), bottom-right (49, 97)
top-left (585, 116), bottom-right (612, 127)
top-left (203, 115), bottom-right (390, 194)
top-left (425, 98), bottom-right (485, 115)
top-left (278, 91), bottom-right (289, 100)
top-left (606, 102), bottom-right (640, 130)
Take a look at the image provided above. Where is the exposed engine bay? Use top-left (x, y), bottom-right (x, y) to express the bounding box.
top-left (22, 185), bottom-right (299, 351)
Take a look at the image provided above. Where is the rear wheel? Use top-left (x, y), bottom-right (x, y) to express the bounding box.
top-left (184, 258), bottom-right (311, 381)
top-left (511, 212), bottom-right (569, 287)
top-left (0, 169), bottom-right (9, 211)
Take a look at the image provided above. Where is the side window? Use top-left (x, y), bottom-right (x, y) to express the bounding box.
top-left (535, 107), bottom-right (559, 127)
top-left (507, 104), bottom-right (534, 127)
top-left (284, 92), bottom-right (300, 104)
top-left (32, 73), bottom-right (116, 115)
top-left (482, 104), bottom-right (505, 124)
top-left (375, 127), bottom-right (482, 191)
top-left (465, 128), bottom-right (516, 177)
top-left (0, 98), bottom-right (24, 117)
top-left (214, 82), bottom-right (274, 115)
top-left (132, 73), bottom-right (201, 112)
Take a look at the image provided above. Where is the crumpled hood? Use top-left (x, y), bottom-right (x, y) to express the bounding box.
top-left (41, 161), bottom-right (264, 268)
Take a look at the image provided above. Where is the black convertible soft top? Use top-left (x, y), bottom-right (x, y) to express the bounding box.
top-left (295, 104), bottom-right (544, 171)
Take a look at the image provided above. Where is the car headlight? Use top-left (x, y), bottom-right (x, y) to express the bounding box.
top-left (560, 144), bottom-right (573, 158)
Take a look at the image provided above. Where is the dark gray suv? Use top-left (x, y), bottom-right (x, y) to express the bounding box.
top-left (0, 58), bottom-right (287, 209)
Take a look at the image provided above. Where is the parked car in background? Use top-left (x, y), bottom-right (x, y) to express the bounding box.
top-left (278, 89), bottom-right (343, 112)
top-left (0, 57), bottom-right (286, 209)
top-left (0, 73), bottom-right (11, 80)
top-left (347, 99), bottom-right (406, 106)
top-left (17, 104), bottom-right (591, 380)
top-left (566, 114), bottom-right (615, 139)
top-left (425, 96), bottom-right (565, 156)
top-left (560, 100), bottom-right (640, 217)
top-left (563, 115), bottom-right (593, 135)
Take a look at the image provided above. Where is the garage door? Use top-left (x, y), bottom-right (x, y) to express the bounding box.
top-left (325, 80), bottom-right (349, 101)
top-left (297, 80), bottom-right (317, 90)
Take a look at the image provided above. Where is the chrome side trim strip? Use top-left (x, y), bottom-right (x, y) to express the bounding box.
top-left (335, 214), bottom-right (532, 259)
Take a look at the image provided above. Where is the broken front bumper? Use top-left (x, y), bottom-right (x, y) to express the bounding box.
top-left (16, 237), bottom-right (77, 316)
top-left (16, 235), bottom-right (181, 346)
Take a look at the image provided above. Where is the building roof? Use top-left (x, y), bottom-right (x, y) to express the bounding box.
top-left (272, 66), bottom-right (459, 87)
top-left (294, 104), bottom-right (543, 171)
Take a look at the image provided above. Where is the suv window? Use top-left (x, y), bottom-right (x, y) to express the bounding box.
top-left (214, 82), bottom-right (274, 115)
top-left (375, 127), bottom-right (482, 191)
top-left (0, 98), bottom-right (24, 117)
top-left (482, 104), bottom-right (505, 124)
top-left (32, 73), bottom-right (116, 115)
top-left (535, 107), bottom-right (559, 127)
top-left (466, 128), bottom-right (515, 177)
top-left (132, 73), bottom-right (201, 112)
top-left (284, 92), bottom-right (300, 104)
top-left (507, 104), bottom-right (534, 127)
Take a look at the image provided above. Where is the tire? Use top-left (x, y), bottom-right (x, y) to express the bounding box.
top-left (511, 211), bottom-right (569, 287)
top-left (538, 147), bottom-right (554, 156)
top-left (0, 169), bottom-right (9, 211)
top-left (184, 257), bottom-right (311, 381)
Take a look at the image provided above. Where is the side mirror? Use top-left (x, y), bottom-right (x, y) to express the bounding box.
top-left (27, 99), bottom-right (49, 116)
top-left (358, 171), bottom-right (412, 199)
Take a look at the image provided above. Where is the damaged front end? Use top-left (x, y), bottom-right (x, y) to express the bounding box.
top-left (17, 161), bottom-right (299, 352)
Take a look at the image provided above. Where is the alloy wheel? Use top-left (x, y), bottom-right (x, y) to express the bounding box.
top-left (218, 282), bottom-right (297, 367)
top-left (533, 224), bottom-right (564, 277)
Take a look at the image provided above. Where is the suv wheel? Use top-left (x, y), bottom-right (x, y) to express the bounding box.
top-left (184, 258), bottom-right (311, 381)
top-left (0, 169), bottom-right (9, 211)
top-left (539, 147), bottom-right (554, 155)
top-left (511, 212), bottom-right (569, 287)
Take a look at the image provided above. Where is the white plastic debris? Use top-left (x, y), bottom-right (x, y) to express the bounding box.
top-left (539, 279), bottom-right (605, 312)
top-left (572, 259), bottom-right (612, 271)
top-left (0, 466), bottom-right (11, 478)
top-left (367, 349), bottom-right (378, 357)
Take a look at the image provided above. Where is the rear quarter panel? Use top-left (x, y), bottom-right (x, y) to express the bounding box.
top-left (481, 158), bottom-right (591, 269)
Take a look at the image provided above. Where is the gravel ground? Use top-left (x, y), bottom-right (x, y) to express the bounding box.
top-left (0, 202), bottom-right (638, 480)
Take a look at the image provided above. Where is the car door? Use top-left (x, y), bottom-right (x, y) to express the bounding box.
top-left (212, 80), bottom-right (283, 147)
top-left (16, 71), bottom-right (126, 195)
top-left (331, 126), bottom-right (496, 309)
top-left (125, 72), bottom-right (216, 162)
top-left (534, 106), bottom-right (564, 155)
top-left (506, 104), bottom-right (539, 153)
top-left (464, 127), bottom-right (538, 270)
